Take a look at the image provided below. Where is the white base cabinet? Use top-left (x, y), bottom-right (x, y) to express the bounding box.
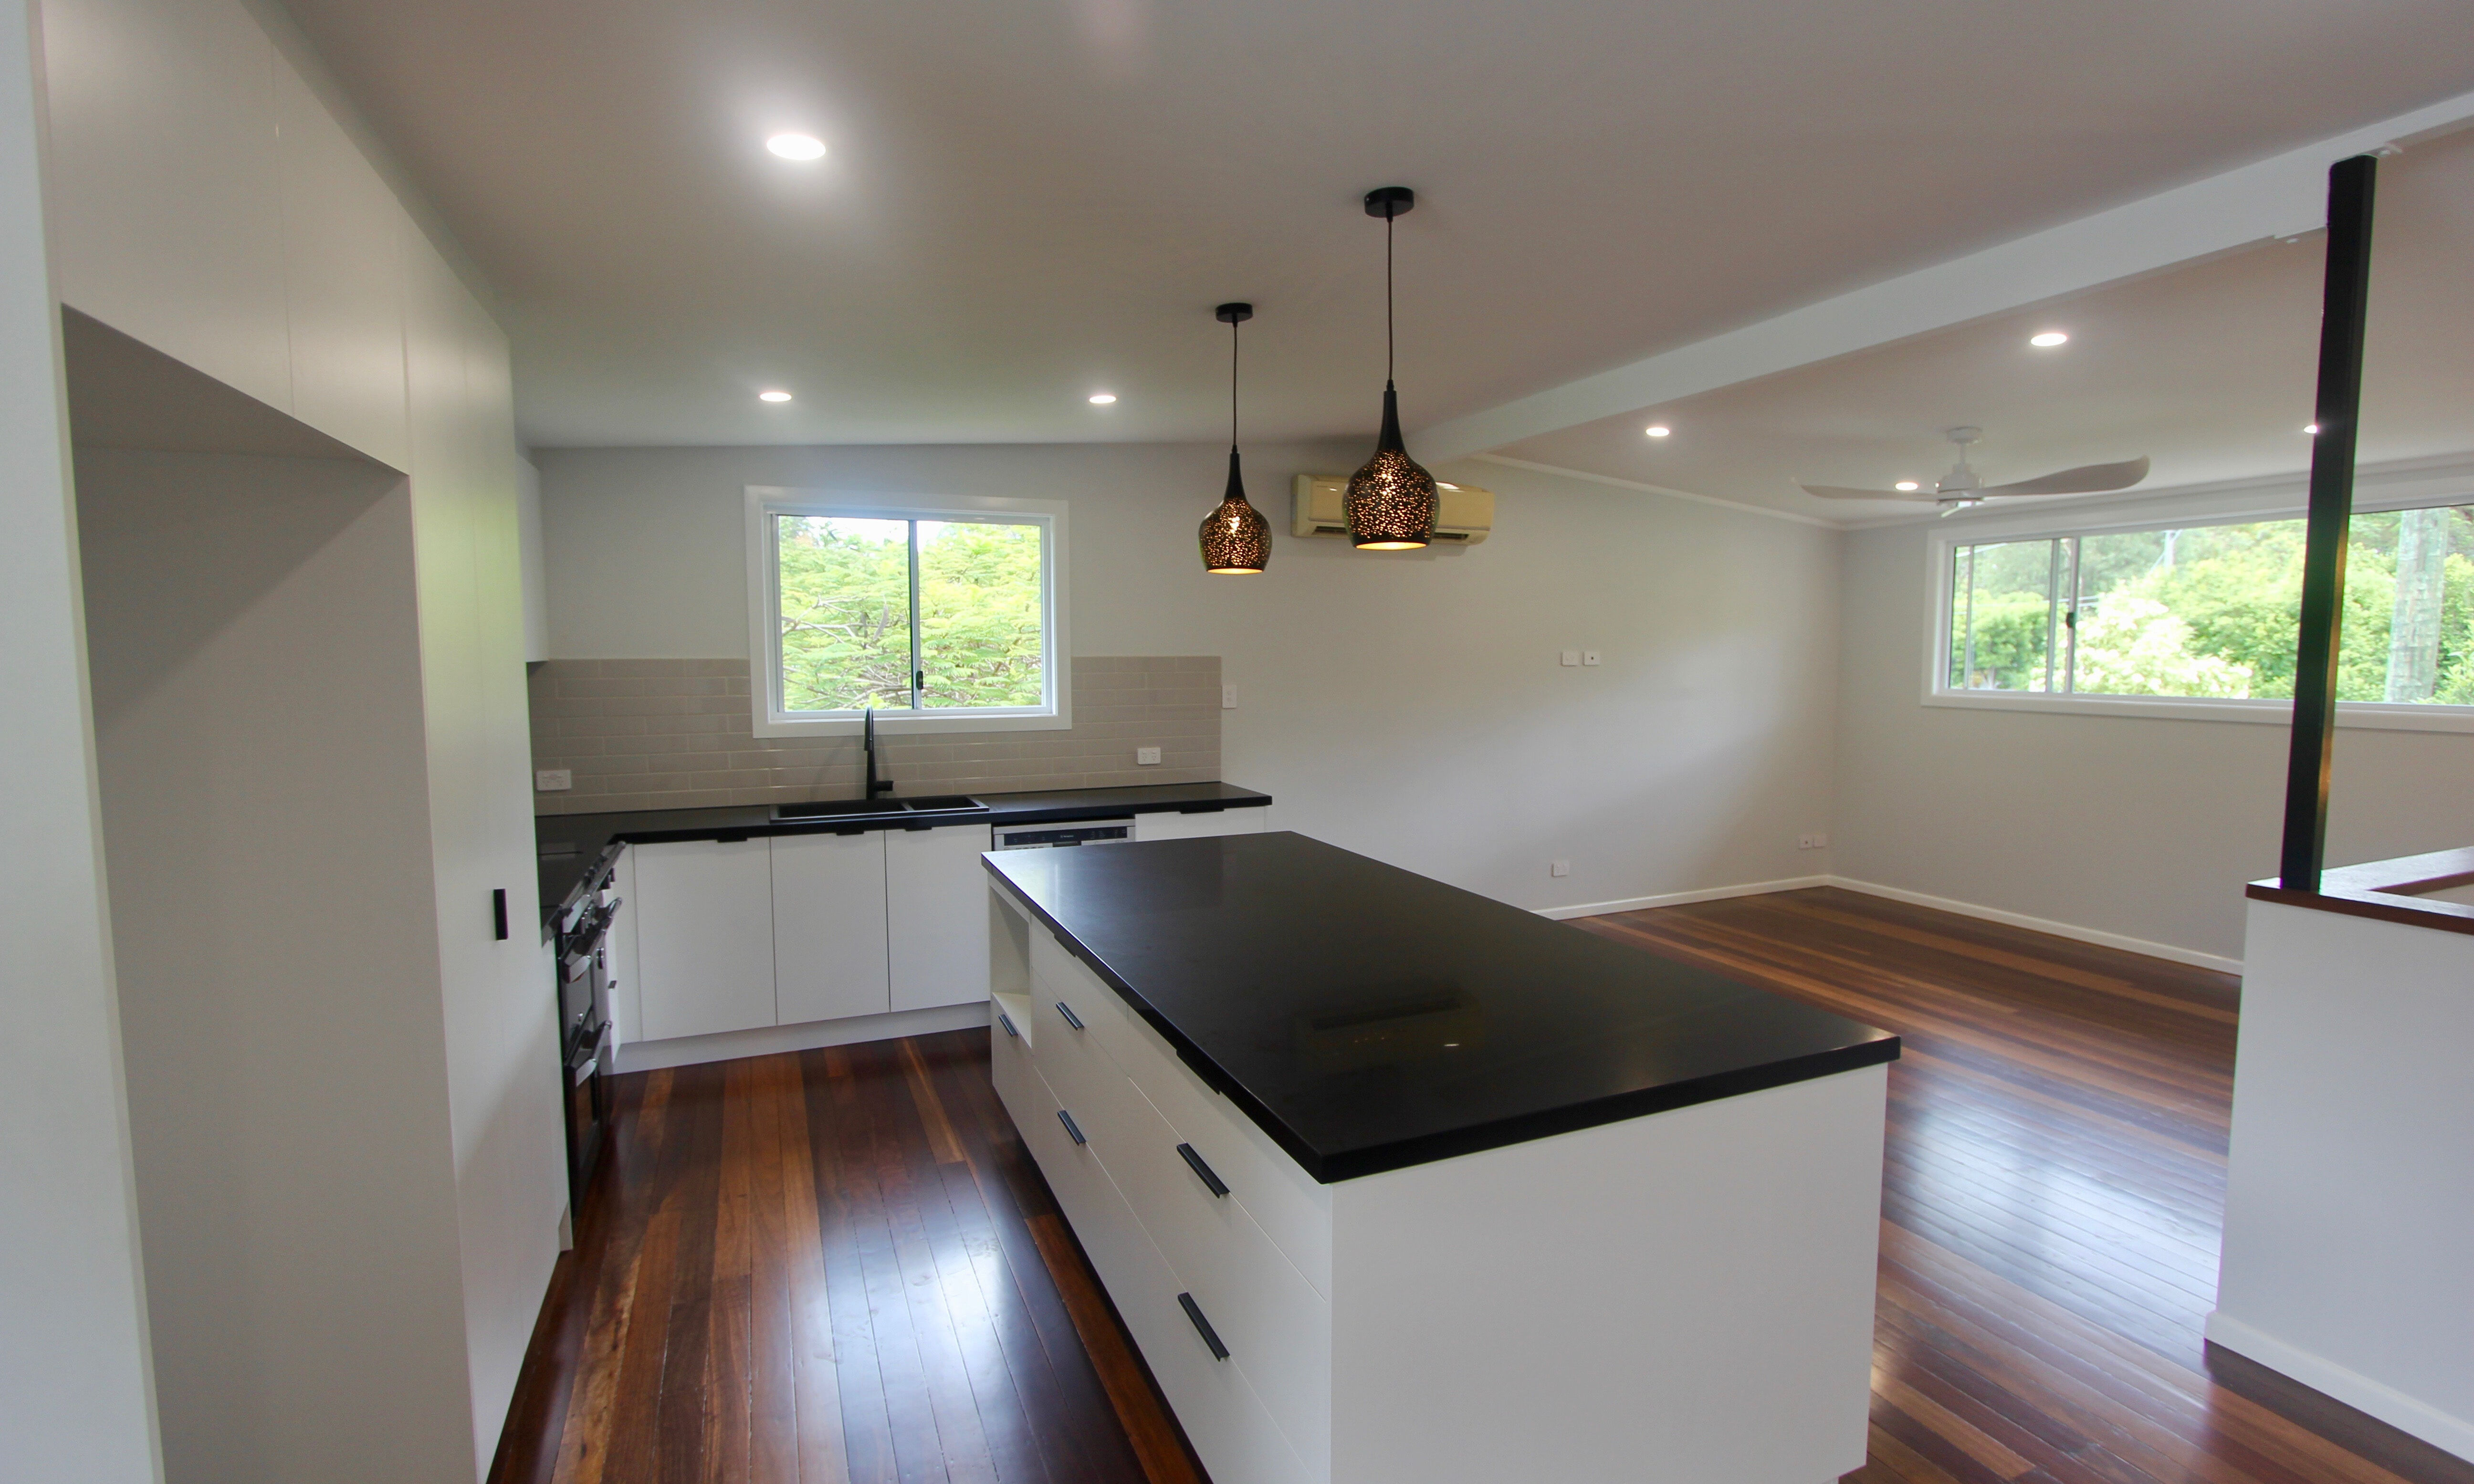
top-left (773, 831), bottom-right (891, 1024)
top-left (1133, 807), bottom-right (1268, 843)
top-left (633, 838), bottom-right (776, 1042)
top-left (989, 880), bottom-right (1885, 1484)
top-left (888, 821), bottom-right (995, 1011)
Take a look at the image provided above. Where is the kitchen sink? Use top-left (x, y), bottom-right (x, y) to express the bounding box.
top-left (771, 794), bottom-right (986, 821)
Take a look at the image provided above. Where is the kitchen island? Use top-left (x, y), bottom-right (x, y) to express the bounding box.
top-left (985, 831), bottom-right (1897, 1484)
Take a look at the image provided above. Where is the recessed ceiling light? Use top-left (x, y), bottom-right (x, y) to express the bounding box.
top-left (2304, 423), bottom-right (2320, 434)
top-left (765, 133), bottom-right (826, 161)
top-left (1644, 424), bottom-right (1671, 438)
top-left (2029, 331), bottom-right (2069, 347)
top-left (1089, 393), bottom-right (1117, 405)
top-left (758, 389), bottom-right (792, 402)
top-left (1894, 481), bottom-right (1921, 492)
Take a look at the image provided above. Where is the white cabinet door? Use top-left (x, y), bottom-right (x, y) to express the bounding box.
top-left (772, 831), bottom-right (891, 1025)
top-left (1135, 808), bottom-right (1269, 842)
top-left (607, 848), bottom-right (641, 1044)
top-left (887, 823), bottom-right (994, 1012)
top-left (631, 839), bottom-right (776, 1042)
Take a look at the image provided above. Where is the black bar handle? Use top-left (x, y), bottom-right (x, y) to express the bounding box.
top-left (1177, 1293), bottom-right (1229, 1360)
top-left (1055, 1001), bottom-right (1085, 1031)
top-left (1058, 1109), bottom-right (1086, 1145)
top-left (997, 1012), bottom-right (1019, 1038)
top-left (492, 888), bottom-right (508, 941)
top-left (1175, 1142), bottom-right (1229, 1197)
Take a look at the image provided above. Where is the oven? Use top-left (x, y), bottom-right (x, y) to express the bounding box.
top-left (553, 854), bottom-right (621, 1211)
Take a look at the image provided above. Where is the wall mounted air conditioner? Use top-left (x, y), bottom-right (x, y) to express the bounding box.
top-left (1291, 476), bottom-right (1495, 544)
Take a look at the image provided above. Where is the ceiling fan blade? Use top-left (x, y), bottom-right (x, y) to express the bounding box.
top-left (1799, 484), bottom-right (1939, 501)
top-left (1984, 456), bottom-right (2151, 498)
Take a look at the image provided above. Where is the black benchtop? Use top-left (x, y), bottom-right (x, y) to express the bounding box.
top-left (985, 832), bottom-right (1898, 1183)
top-left (535, 781), bottom-right (1271, 925)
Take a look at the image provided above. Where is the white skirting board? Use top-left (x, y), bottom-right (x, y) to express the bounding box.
top-left (1539, 874), bottom-right (2244, 976)
top-left (2205, 1312), bottom-right (2474, 1462)
top-left (613, 1001), bottom-right (990, 1073)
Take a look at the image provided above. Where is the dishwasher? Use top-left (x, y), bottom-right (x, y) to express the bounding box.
top-left (989, 817), bottom-right (1136, 851)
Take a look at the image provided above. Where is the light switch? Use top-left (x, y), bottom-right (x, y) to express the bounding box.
top-left (1551, 859), bottom-right (1572, 878)
top-left (535, 769), bottom-right (573, 792)
top-left (1560, 650), bottom-right (1580, 667)
top-left (1583, 650), bottom-right (1602, 667)
top-left (1222, 684), bottom-right (1237, 709)
top-left (1137, 747), bottom-right (1163, 765)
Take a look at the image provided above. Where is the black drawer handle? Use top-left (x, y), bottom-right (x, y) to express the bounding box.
top-left (1175, 1142), bottom-right (1229, 1197)
top-left (1177, 1293), bottom-right (1229, 1360)
top-left (1055, 1001), bottom-right (1086, 1030)
top-left (1058, 1109), bottom-right (1086, 1145)
top-left (997, 1011), bottom-right (1019, 1038)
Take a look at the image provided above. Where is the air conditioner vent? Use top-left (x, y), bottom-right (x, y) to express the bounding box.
top-left (1290, 476), bottom-right (1494, 545)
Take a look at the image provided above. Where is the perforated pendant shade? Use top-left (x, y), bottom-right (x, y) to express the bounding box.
top-left (1346, 383), bottom-right (1437, 549)
top-left (1200, 446), bottom-right (1269, 573)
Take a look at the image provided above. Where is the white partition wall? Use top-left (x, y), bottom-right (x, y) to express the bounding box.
top-left (39, 0), bottom-right (560, 1475)
top-left (2211, 896), bottom-right (2474, 1461)
top-left (0, 2), bottom-right (162, 1477)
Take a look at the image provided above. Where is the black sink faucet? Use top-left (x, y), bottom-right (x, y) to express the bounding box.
top-left (864, 706), bottom-right (893, 797)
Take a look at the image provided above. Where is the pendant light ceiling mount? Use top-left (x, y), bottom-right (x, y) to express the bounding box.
top-left (1346, 184), bottom-right (1438, 551)
top-left (1198, 301), bottom-right (1270, 575)
top-left (1363, 185), bottom-right (1415, 219)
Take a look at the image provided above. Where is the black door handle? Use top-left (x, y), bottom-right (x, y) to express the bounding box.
top-left (1058, 1109), bottom-right (1086, 1145)
top-left (1177, 1293), bottom-right (1228, 1360)
top-left (492, 888), bottom-right (508, 941)
top-left (1055, 1001), bottom-right (1085, 1030)
top-left (1175, 1142), bottom-right (1228, 1197)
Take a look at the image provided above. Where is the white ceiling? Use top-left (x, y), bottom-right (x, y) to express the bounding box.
top-left (1496, 124), bottom-right (2474, 523)
top-left (274, 0), bottom-right (2474, 450)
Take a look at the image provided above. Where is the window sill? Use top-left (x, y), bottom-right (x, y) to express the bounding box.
top-left (754, 709), bottom-right (1072, 739)
top-left (1922, 690), bottom-right (2474, 734)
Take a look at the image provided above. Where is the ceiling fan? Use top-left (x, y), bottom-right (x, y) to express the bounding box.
top-left (1800, 428), bottom-right (2150, 514)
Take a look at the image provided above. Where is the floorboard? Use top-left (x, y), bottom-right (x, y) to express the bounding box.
top-left (489, 885), bottom-right (2474, 1484)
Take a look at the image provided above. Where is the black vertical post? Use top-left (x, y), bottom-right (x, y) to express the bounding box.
top-left (2278, 155), bottom-right (2379, 892)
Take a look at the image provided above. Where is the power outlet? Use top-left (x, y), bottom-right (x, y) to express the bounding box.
top-left (1137, 747), bottom-right (1162, 765)
top-left (1222, 683), bottom-right (1237, 710)
top-left (1559, 650), bottom-right (1580, 667)
top-left (1798, 832), bottom-right (1830, 850)
top-left (535, 769), bottom-right (573, 792)
top-left (1550, 859), bottom-right (1571, 878)
top-left (1582, 649), bottom-right (1602, 667)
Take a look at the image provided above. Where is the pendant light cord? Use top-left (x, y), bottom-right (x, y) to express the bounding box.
top-left (1385, 209), bottom-right (1395, 384)
top-left (1230, 314), bottom-right (1239, 447)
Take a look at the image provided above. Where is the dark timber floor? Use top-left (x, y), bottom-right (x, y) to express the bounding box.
top-left (489, 886), bottom-right (2474, 1484)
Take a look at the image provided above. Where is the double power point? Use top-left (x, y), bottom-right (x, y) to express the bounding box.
top-left (1798, 833), bottom-right (1831, 850)
top-left (1558, 649), bottom-right (1602, 667)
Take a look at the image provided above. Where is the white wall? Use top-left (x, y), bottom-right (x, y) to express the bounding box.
top-left (538, 443), bottom-right (1843, 910)
top-left (1835, 520), bottom-right (2474, 964)
top-left (0, 0), bottom-right (162, 1476)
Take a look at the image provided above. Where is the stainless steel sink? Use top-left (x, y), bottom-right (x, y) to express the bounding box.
top-left (771, 794), bottom-right (985, 821)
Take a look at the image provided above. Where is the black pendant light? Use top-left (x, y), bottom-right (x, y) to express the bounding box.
top-left (1199, 301), bottom-right (1270, 574)
top-left (1345, 185), bottom-right (1437, 550)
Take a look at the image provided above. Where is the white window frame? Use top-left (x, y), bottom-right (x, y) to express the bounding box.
top-left (1918, 457), bottom-right (2474, 735)
top-left (746, 486), bottom-right (1071, 738)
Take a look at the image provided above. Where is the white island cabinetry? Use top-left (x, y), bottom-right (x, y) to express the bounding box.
top-left (985, 840), bottom-right (1889, 1484)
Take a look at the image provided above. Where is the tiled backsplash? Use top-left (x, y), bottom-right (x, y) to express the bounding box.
top-left (528, 656), bottom-right (1220, 815)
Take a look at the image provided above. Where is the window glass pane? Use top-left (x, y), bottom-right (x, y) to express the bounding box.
top-left (1950, 539), bottom-right (2059, 690)
top-left (916, 520), bottom-right (1046, 710)
top-left (2070, 526), bottom-right (2273, 698)
top-left (2348, 506), bottom-right (2474, 704)
top-left (776, 515), bottom-right (914, 711)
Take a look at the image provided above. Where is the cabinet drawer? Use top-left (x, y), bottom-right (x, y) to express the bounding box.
top-left (1016, 1062), bottom-right (1311, 1484)
top-left (1032, 929), bottom-right (1334, 1295)
top-left (1105, 1075), bottom-right (1331, 1469)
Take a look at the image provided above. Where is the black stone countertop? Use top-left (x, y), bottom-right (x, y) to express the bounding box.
top-left (535, 781), bottom-right (1272, 927)
top-left (986, 831), bottom-right (1899, 1183)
